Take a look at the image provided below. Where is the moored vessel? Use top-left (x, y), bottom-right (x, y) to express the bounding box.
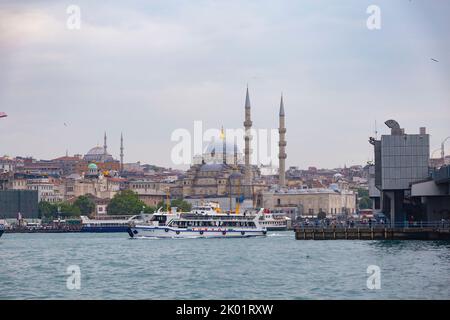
top-left (80, 215), bottom-right (148, 233)
top-left (128, 205), bottom-right (267, 239)
top-left (257, 209), bottom-right (290, 231)
top-left (0, 223), bottom-right (4, 238)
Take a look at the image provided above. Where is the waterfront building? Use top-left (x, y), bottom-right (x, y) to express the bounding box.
top-left (369, 120), bottom-right (430, 223)
top-left (137, 191), bottom-right (166, 207)
top-left (0, 190), bottom-right (39, 219)
top-left (128, 179), bottom-right (169, 193)
top-left (257, 188), bottom-right (357, 219)
top-left (51, 155), bottom-right (84, 176)
top-left (64, 172), bottom-right (122, 200)
top-left (0, 156), bottom-right (15, 173)
top-left (126, 179), bottom-right (167, 207)
top-left (20, 158), bottom-right (63, 176)
top-left (26, 177), bottom-right (64, 203)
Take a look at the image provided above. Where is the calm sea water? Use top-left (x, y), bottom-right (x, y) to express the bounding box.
top-left (1, 232), bottom-right (449, 299)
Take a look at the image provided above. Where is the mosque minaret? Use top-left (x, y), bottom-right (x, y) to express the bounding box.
top-left (103, 131), bottom-right (108, 155)
top-left (243, 86), bottom-right (253, 195)
top-left (222, 126), bottom-right (227, 165)
top-left (278, 94), bottom-right (287, 187)
top-left (120, 132), bottom-right (124, 172)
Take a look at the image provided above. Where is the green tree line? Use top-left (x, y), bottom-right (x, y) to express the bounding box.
top-left (38, 191), bottom-right (193, 218)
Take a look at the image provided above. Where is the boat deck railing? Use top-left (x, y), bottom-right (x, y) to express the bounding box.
top-left (179, 213), bottom-right (255, 221)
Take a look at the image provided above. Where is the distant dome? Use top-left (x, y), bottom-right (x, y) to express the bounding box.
top-left (204, 140), bottom-right (240, 155)
top-left (200, 163), bottom-right (228, 172)
top-left (86, 146), bottom-right (105, 156)
top-left (84, 145), bottom-right (114, 163)
top-left (229, 172), bottom-right (243, 179)
top-left (193, 139), bottom-right (243, 165)
top-left (88, 163), bottom-right (98, 170)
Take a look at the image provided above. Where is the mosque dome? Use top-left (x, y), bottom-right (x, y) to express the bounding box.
top-left (84, 145), bottom-right (114, 163)
top-left (193, 139), bottom-right (243, 165)
top-left (88, 163), bottom-right (98, 170)
top-left (199, 163), bottom-right (228, 172)
top-left (229, 172), bottom-right (243, 179)
top-left (204, 140), bottom-right (240, 155)
top-left (86, 146), bottom-right (105, 156)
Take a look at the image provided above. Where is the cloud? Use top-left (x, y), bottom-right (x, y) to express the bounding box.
top-left (0, 0), bottom-right (449, 168)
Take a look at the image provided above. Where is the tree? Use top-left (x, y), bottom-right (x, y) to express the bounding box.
top-left (357, 188), bottom-right (369, 198)
top-left (143, 206), bottom-right (156, 213)
top-left (107, 190), bottom-right (148, 215)
top-left (73, 195), bottom-right (95, 215)
top-left (157, 198), bottom-right (192, 212)
top-left (57, 202), bottom-right (81, 217)
top-left (38, 201), bottom-right (57, 219)
top-left (357, 188), bottom-right (373, 210)
top-left (359, 197), bottom-right (373, 210)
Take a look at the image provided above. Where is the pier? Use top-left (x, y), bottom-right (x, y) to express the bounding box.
top-left (294, 222), bottom-right (450, 240)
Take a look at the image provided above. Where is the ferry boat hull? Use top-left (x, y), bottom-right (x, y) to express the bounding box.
top-left (81, 226), bottom-right (129, 233)
top-left (128, 225), bottom-right (267, 239)
top-left (265, 225), bottom-right (288, 231)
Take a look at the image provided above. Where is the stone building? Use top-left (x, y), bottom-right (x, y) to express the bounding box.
top-left (257, 188), bottom-right (357, 218)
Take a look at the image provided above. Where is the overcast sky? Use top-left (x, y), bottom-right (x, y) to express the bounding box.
top-left (1, 0), bottom-right (449, 169)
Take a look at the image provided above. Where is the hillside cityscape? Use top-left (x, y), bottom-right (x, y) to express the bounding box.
top-left (1, 89), bottom-right (449, 226)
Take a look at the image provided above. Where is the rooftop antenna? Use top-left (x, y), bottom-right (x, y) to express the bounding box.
top-left (374, 120), bottom-right (378, 140)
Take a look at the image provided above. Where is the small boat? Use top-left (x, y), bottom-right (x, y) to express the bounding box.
top-left (257, 210), bottom-right (290, 231)
top-left (0, 224), bottom-right (4, 238)
top-left (128, 205), bottom-right (267, 239)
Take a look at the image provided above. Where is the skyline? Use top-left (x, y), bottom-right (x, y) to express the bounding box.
top-left (1, 0), bottom-right (449, 169)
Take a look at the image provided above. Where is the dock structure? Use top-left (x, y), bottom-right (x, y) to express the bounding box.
top-left (294, 225), bottom-right (450, 240)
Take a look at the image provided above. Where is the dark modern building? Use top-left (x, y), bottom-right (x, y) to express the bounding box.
top-left (0, 190), bottom-right (39, 219)
top-left (369, 120), bottom-right (430, 224)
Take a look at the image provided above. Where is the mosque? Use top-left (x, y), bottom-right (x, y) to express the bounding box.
top-left (171, 87), bottom-right (287, 205)
top-left (192, 140), bottom-right (244, 165)
top-left (83, 132), bottom-right (123, 173)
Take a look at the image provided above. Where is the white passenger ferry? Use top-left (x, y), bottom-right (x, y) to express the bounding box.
top-left (127, 205), bottom-right (267, 239)
top-left (80, 215), bottom-right (151, 233)
top-left (257, 210), bottom-right (290, 231)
